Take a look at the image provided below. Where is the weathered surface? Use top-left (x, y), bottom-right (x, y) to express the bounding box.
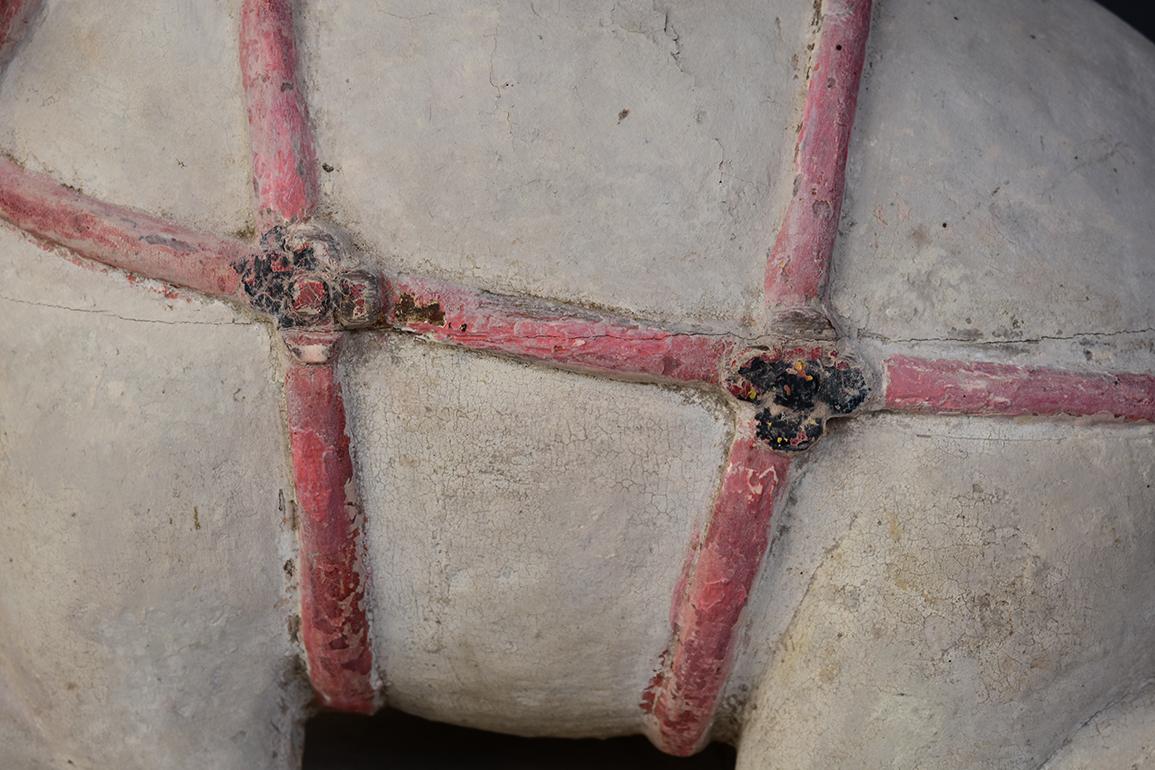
top-left (644, 427), bottom-right (792, 755)
top-left (0, 0), bottom-right (39, 64)
top-left (1042, 680), bottom-right (1155, 770)
top-left (283, 347), bottom-right (376, 714)
top-left (298, 0), bottom-right (811, 325)
top-left (765, 0), bottom-right (871, 309)
top-left (829, 0), bottom-right (1155, 345)
top-left (729, 2), bottom-right (1155, 762)
top-left (2, 0), bottom-right (1155, 766)
top-left (240, 0), bottom-right (319, 230)
top-left (0, 0), bottom-right (253, 235)
top-left (735, 414), bottom-right (1155, 769)
top-left (0, 158), bottom-right (250, 301)
top-left (885, 355), bottom-right (1155, 422)
top-left (728, 346), bottom-right (871, 451)
top-left (388, 274), bottom-right (737, 385)
top-left (0, 228), bottom-right (303, 769)
top-left (341, 335), bottom-right (729, 737)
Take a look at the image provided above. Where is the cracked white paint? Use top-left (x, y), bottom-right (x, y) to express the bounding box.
top-left (734, 414), bottom-right (1155, 769)
top-left (298, 0), bottom-right (811, 325)
top-left (341, 334), bottom-right (729, 737)
top-left (0, 292), bottom-right (255, 327)
top-left (0, 228), bottom-right (304, 769)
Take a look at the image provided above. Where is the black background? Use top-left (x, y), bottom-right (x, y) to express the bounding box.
top-left (1099, 1), bottom-right (1155, 40)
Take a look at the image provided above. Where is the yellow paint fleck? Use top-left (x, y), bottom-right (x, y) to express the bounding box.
top-left (885, 509), bottom-right (901, 543)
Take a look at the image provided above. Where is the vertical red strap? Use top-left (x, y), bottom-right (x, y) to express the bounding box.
top-left (284, 352), bottom-right (376, 713)
top-left (0, 0), bottom-right (36, 54)
top-left (644, 427), bottom-right (793, 755)
top-left (239, 0), bottom-right (319, 230)
top-left (765, 0), bottom-right (872, 308)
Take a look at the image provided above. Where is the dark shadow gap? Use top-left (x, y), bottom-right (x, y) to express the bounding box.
top-left (1096, 0), bottom-right (1155, 41)
top-left (303, 709), bottom-right (737, 770)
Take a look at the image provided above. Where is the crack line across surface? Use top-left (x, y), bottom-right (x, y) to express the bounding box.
top-left (0, 293), bottom-right (252, 327)
top-left (911, 432), bottom-right (1153, 444)
top-left (861, 327), bottom-right (1155, 345)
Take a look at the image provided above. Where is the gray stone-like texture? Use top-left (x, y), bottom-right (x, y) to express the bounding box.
top-left (1042, 680), bottom-right (1155, 769)
top-left (829, 0), bottom-right (1155, 348)
top-left (0, 229), bottom-right (302, 769)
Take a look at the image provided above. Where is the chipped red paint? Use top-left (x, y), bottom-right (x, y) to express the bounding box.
top-left (646, 427), bottom-right (793, 756)
top-left (0, 157), bottom-right (249, 299)
top-left (884, 355), bottom-right (1155, 422)
top-left (387, 274), bottom-right (736, 385)
top-left (283, 339), bottom-right (376, 714)
top-left (765, 0), bottom-right (871, 308)
top-left (240, 0), bottom-right (319, 230)
top-left (5, 0), bottom-right (1153, 754)
top-left (239, 0), bottom-right (379, 713)
top-left (641, 2), bottom-right (869, 749)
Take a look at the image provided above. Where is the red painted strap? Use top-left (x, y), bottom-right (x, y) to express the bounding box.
top-left (284, 349), bottom-right (376, 713)
top-left (884, 355), bottom-right (1155, 422)
top-left (240, 0), bottom-right (319, 230)
top-left (644, 427), bottom-right (793, 756)
top-left (765, 0), bottom-right (871, 308)
top-left (0, 0), bottom-right (35, 53)
top-left (0, 157), bottom-right (249, 299)
top-left (388, 274), bottom-right (736, 385)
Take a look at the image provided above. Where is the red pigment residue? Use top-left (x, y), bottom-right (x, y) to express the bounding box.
top-left (885, 355), bottom-right (1155, 422)
top-left (284, 358), bottom-right (376, 713)
top-left (389, 275), bottom-right (735, 385)
top-left (765, 0), bottom-right (873, 308)
top-left (239, 0), bottom-right (320, 230)
top-left (646, 432), bottom-right (793, 755)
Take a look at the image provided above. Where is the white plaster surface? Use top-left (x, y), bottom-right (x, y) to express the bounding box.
top-left (1042, 679), bottom-right (1155, 769)
top-left (0, 228), bottom-right (302, 769)
top-left (300, 0), bottom-right (811, 325)
top-left (830, 0), bottom-right (1155, 346)
top-left (729, 6), bottom-right (1155, 757)
top-left (734, 413), bottom-right (1155, 769)
top-left (0, 0), bottom-right (254, 236)
top-left (342, 334), bottom-right (729, 737)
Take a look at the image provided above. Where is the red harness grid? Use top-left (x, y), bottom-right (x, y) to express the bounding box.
top-left (1, 0), bottom-right (1154, 752)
